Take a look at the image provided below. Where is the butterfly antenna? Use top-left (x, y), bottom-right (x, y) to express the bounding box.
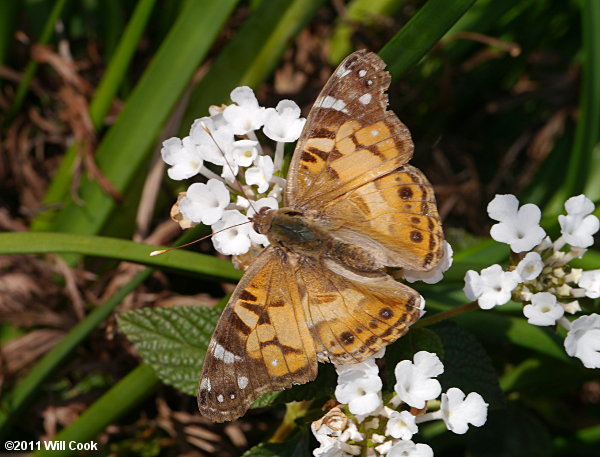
top-left (150, 221), bottom-right (253, 256)
top-left (200, 121), bottom-right (259, 214)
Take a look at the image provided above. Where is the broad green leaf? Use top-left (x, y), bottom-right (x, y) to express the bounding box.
top-left (117, 305), bottom-right (222, 396)
top-left (432, 321), bottom-right (504, 408)
top-left (467, 405), bottom-right (552, 457)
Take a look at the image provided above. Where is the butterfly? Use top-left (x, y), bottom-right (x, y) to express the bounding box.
top-left (197, 50), bottom-right (444, 422)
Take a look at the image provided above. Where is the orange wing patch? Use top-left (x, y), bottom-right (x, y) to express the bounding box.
top-left (324, 164), bottom-right (444, 271)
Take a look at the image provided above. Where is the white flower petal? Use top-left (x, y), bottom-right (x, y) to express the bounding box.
top-left (385, 410), bottom-right (418, 440)
top-left (211, 210), bottom-right (252, 255)
top-left (404, 241), bottom-right (454, 284)
top-left (441, 387), bottom-right (488, 434)
top-left (523, 292), bottom-right (564, 326)
top-left (487, 195), bottom-right (546, 253)
top-left (223, 86), bottom-right (266, 134)
top-left (263, 99), bottom-right (306, 142)
top-left (464, 265), bottom-right (520, 309)
top-left (579, 270), bottom-right (600, 298)
top-left (564, 314), bottom-right (600, 368)
top-left (179, 179), bottom-right (230, 225)
top-left (516, 251), bottom-right (543, 281)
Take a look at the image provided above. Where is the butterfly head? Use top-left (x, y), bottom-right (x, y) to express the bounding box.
top-left (251, 206), bottom-right (277, 236)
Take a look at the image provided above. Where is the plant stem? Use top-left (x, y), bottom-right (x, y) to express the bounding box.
top-left (414, 301), bottom-right (479, 328)
top-left (269, 400), bottom-right (312, 443)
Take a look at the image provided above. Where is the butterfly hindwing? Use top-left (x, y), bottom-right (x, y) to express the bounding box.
top-left (286, 50), bottom-right (414, 209)
top-left (198, 247), bottom-right (318, 422)
top-left (296, 259), bottom-right (422, 365)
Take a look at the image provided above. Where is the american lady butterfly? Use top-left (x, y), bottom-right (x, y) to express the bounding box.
top-left (198, 50), bottom-right (444, 421)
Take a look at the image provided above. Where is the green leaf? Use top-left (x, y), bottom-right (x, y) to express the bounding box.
top-left (432, 321), bottom-right (504, 409)
top-left (0, 232), bottom-right (241, 283)
top-left (467, 405), bottom-right (552, 457)
top-left (383, 327), bottom-right (444, 387)
top-left (329, 0), bottom-right (406, 65)
top-left (242, 430), bottom-right (313, 457)
top-left (546, 0), bottom-right (600, 213)
top-left (117, 305), bottom-right (222, 396)
top-left (31, 365), bottom-right (159, 457)
top-left (379, 0), bottom-right (476, 79)
top-left (49, 0), bottom-right (239, 238)
top-left (118, 304), bottom-right (336, 409)
top-left (180, 0), bottom-right (324, 131)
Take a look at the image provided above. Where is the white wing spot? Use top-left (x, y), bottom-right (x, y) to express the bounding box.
top-left (371, 129), bottom-right (379, 137)
top-left (200, 377), bottom-right (212, 392)
top-left (359, 93), bottom-right (372, 105)
top-left (367, 80), bottom-right (373, 85)
top-left (230, 393), bottom-right (236, 400)
top-left (238, 376), bottom-right (249, 389)
top-left (338, 67), bottom-right (351, 77)
top-left (217, 394), bottom-right (224, 403)
top-left (319, 96), bottom-right (348, 113)
top-left (358, 69), bottom-right (367, 77)
top-left (271, 359), bottom-right (278, 366)
top-left (213, 343), bottom-right (241, 364)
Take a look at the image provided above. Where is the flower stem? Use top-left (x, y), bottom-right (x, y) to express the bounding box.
top-left (247, 130), bottom-right (264, 156)
top-left (269, 400), bottom-right (311, 443)
top-left (274, 141), bottom-right (285, 172)
top-left (414, 301), bottom-right (479, 328)
top-left (415, 410), bottom-right (443, 423)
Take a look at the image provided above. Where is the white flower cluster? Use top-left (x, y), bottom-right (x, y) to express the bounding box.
top-left (463, 194), bottom-right (600, 368)
top-left (312, 350), bottom-right (488, 457)
top-left (160, 86), bottom-right (306, 256)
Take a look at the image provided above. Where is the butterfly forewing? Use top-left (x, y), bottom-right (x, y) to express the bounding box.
top-left (323, 165), bottom-right (444, 271)
top-left (286, 50), bottom-right (414, 209)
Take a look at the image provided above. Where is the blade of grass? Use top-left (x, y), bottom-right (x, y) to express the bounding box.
top-left (31, 364), bottom-right (160, 457)
top-left (180, 0), bottom-right (323, 132)
top-left (30, 0), bottom-right (158, 232)
top-left (4, 0), bottom-right (69, 123)
top-left (49, 0), bottom-right (239, 238)
top-left (0, 232), bottom-right (241, 282)
top-left (546, 0), bottom-right (600, 213)
top-left (328, 0), bottom-right (406, 65)
top-left (0, 0), bottom-right (20, 73)
top-left (379, 0), bottom-right (476, 79)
